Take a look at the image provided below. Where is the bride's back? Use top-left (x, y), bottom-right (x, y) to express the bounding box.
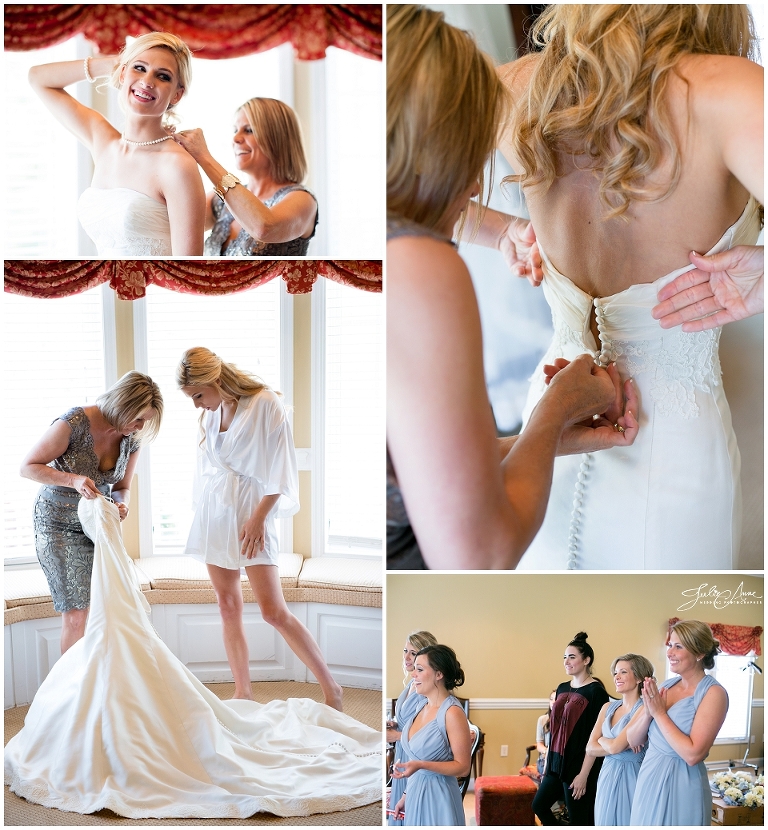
top-left (498, 5), bottom-right (762, 299)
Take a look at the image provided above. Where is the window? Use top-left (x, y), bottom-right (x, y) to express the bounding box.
top-left (313, 280), bottom-right (384, 557)
top-left (5, 40), bottom-right (82, 256)
top-left (324, 46), bottom-right (384, 257)
top-left (710, 653), bottom-right (756, 744)
top-left (7, 37), bottom-right (383, 258)
top-left (3, 287), bottom-right (108, 563)
top-left (141, 282), bottom-right (285, 555)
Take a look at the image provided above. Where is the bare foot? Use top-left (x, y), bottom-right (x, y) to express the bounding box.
top-left (231, 688), bottom-right (254, 701)
top-left (324, 682), bottom-right (344, 712)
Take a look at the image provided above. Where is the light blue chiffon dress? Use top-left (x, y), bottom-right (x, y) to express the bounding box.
top-left (389, 696), bottom-right (465, 826)
top-left (594, 698), bottom-right (646, 825)
top-left (389, 681), bottom-right (423, 826)
top-left (630, 675), bottom-right (725, 825)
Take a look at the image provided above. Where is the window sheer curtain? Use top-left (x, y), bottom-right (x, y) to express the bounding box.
top-left (4, 4), bottom-right (382, 61)
top-left (4, 260), bottom-right (382, 299)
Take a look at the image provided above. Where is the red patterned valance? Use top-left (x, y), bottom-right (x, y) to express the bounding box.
top-left (4, 260), bottom-right (382, 300)
top-left (668, 618), bottom-right (763, 657)
top-left (4, 4), bottom-right (382, 61)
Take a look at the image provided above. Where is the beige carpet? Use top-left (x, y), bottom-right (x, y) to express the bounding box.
top-left (5, 681), bottom-right (383, 826)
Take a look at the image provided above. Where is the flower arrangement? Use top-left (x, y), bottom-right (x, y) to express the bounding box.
top-left (712, 772), bottom-right (764, 808)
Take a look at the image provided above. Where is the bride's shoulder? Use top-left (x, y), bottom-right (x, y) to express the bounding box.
top-left (156, 140), bottom-right (203, 184)
top-left (497, 53), bottom-right (539, 95)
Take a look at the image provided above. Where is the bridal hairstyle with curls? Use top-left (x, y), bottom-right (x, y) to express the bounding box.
top-left (509, 4), bottom-right (757, 219)
top-left (669, 619), bottom-right (721, 670)
top-left (95, 371), bottom-right (163, 444)
top-left (387, 4), bottom-right (508, 233)
top-left (111, 32), bottom-right (194, 127)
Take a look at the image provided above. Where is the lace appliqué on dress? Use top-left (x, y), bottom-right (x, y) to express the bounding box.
top-left (606, 329), bottom-right (721, 420)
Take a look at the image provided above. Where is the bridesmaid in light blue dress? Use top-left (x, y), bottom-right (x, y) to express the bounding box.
top-left (628, 621), bottom-right (728, 826)
top-left (390, 645), bottom-right (471, 826)
top-left (588, 654), bottom-right (655, 825)
top-left (388, 632), bottom-right (437, 826)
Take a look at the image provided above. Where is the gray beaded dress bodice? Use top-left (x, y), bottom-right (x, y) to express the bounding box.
top-left (204, 185), bottom-right (318, 256)
top-left (34, 407), bottom-right (138, 613)
top-left (50, 407), bottom-right (138, 490)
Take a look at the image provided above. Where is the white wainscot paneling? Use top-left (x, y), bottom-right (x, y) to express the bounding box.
top-left (306, 604), bottom-right (382, 690)
top-left (5, 624), bottom-right (15, 708)
top-left (150, 603), bottom-right (304, 683)
top-left (9, 616), bottom-right (63, 707)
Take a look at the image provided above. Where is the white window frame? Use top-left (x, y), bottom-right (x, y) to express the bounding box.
top-left (4, 283), bottom-right (118, 570)
top-left (131, 282), bottom-right (294, 559)
top-left (710, 652), bottom-right (756, 746)
top-left (310, 279), bottom-right (382, 561)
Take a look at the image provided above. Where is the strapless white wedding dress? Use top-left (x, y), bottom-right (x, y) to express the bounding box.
top-left (4, 497), bottom-right (381, 819)
top-left (518, 198), bottom-right (761, 570)
top-left (77, 187), bottom-right (172, 256)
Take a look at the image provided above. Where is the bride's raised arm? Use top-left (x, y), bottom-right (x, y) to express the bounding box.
top-left (28, 56), bottom-right (119, 152)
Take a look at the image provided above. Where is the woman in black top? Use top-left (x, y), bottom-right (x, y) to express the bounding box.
top-left (533, 632), bottom-right (610, 825)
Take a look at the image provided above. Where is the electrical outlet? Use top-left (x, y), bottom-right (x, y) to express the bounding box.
top-left (500, 745), bottom-right (508, 757)
top-left (751, 735), bottom-right (756, 744)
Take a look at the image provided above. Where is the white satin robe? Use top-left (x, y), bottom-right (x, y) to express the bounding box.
top-left (185, 389), bottom-right (299, 568)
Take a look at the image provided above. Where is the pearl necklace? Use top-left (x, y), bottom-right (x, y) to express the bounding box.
top-left (121, 134), bottom-right (172, 147)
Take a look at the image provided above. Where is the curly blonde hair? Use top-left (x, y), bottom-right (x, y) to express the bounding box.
top-left (387, 4), bottom-right (508, 233)
top-left (509, 5), bottom-right (756, 219)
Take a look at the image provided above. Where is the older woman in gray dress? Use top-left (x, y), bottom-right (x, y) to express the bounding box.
top-left (172, 97), bottom-right (318, 255)
top-left (20, 371), bottom-right (162, 654)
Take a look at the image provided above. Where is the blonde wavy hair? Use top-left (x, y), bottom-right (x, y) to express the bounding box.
top-left (237, 98), bottom-right (307, 184)
top-left (176, 347), bottom-right (275, 444)
top-left (387, 4), bottom-right (508, 233)
top-left (509, 5), bottom-right (757, 219)
top-left (111, 32), bottom-right (193, 128)
top-left (96, 371), bottom-right (163, 444)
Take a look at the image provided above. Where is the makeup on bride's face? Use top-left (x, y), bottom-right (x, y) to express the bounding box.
top-left (122, 48), bottom-right (181, 113)
top-left (181, 384), bottom-right (224, 412)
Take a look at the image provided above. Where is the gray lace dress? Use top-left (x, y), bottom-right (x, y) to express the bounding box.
top-left (34, 407), bottom-right (139, 612)
top-left (204, 185), bottom-right (318, 256)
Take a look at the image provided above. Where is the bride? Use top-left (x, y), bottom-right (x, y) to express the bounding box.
top-left (4, 494), bottom-right (382, 819)
top-left (29, 32), bottom-right (205, 256)
top-left (491, 4), bottom-right (762, 569)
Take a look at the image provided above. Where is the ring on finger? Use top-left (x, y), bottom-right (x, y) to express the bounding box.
top-left (613, 423), bottom-right (625, 433)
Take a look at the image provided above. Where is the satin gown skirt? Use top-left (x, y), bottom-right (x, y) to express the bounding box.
top-left (518, 198), bottom-right (761, 570)
top-left (4, 497), bottom-right (382, 819)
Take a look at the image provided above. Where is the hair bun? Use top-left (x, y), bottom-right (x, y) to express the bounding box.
top-left (574, 631), bottom-right (588, 641)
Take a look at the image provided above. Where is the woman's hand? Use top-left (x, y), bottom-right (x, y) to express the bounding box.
top-left (71, 475), bottom-right (100, 499)
top-left (499, 218), bottom-right (544, 286)
top-left (642, 678), bottom-right (668, 719)
top-left (569, 770), bottom-right (589, 800)
top-left (545, 359), bottom-right (639, 453)
top-left (652, 245), bottom-right (764, 332)
top-left (114, 501), bottom-right (129, 521)
top-left (392, 760), bottom-right (421, 779)
top-left (391, 793), bottom-right (406, 820)
top-left (542, 353), bottom-right (617, 427)
top-left (171, 128), bottom-right (212, 164)
top-left (387, 726), bottom-right (403, 743)
top-left (239, 512), bottom-right (267, 558)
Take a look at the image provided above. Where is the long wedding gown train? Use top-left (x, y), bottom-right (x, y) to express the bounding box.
top-left (4, 496), bottom-right (382, 819)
